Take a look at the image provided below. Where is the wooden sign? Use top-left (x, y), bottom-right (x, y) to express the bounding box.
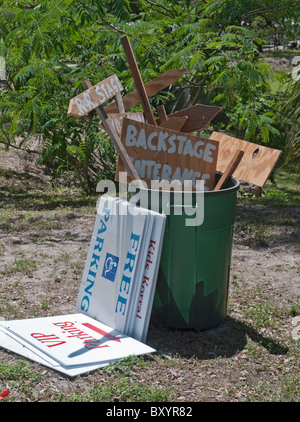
top-left (160, 104), bottom-right (222, 133)
top-left (115, 115), bottom-right (188, 175)
top-left (158, 116), bottom-right (188, 131)
top-left (79, 79), bottom-right (141, 182)
top-left (104, 112), bottom-right (145, 136)
top-left (211, 131), bottom-right (282, 187)
top-left (68, 75), bottom-right (123, 117)
top-left (116, 118), bottom-right (219, 191)
top-left (156, 105), bottom-right (188, 131)
top-left (105, 68), bottom-right (186, 114)
top-left (121, 36), bottom-right (156, 125)
top-left (116, 115), bottom-right (189, 176)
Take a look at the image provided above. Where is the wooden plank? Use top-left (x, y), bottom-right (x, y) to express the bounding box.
top-left (102, 112), bottom-right (145, 137)
top-left (115, 118), bottom-right (219, 191)
top-left (105, 68), bottom-right (186, 114)
top-left (114, 92), bottom-right (125, 114)
top-left (121, 36), bottom-right (156, 125)
top-left (162, 104), bottom-right (222, 133)
top-left (214, 150), bottom-right (244, 191)
top-left (211, 131), bottom-right (282, 187)
top-left (81, 80), bottom-right (141, 182)
top-left (156, 105), bottom-right (168, 122)
top-left (68, 75), bottom-right (123, 117)
top-left (158, 116), bottom-right (188, 131)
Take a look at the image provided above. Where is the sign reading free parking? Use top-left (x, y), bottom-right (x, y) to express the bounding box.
top-left (117, 118), bottom-right (219, 191)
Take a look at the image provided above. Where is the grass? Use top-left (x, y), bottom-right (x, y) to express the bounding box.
top-left (0, 258), bottom-right (37, 276)
top-left (238, 168), bottom-right (300, 206)
top-left (0, 154), bottom-right (299, 402)
top-left (0, 360), bottom-right (43, 401)
top-left (61, 377), bottom-right (173, 402)
top-left (260, 49), bottom-right (300, 59)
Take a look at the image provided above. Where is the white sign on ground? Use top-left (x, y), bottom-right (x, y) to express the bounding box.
top-left (0, 314), bottom-right (154, 376)
top-left (0, 197), bottom-right (166, 376)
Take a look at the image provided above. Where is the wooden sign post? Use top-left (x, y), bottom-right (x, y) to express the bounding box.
top-left (214, 149), bottom-right (244, 191)
top-left (121, 36), bottom-right (157, 126)
top-left (68, 75), bottom-right (141, 182)
top-left (116, 117), bottom-right (219, 191)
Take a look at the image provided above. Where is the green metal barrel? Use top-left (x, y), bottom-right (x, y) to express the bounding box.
top-left (136, 174), bottom-right (240, 330)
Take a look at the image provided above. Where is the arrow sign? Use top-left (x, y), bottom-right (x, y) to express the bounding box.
top-left (105, 68), bottom-right (186, 114)
top-left (161, 104), bottom-right (222, 133)
top-left (68, 74), bottom-right (123, 117)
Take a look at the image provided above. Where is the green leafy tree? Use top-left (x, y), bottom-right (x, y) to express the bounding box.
top-left (0, 0), bottom-right (299, 192)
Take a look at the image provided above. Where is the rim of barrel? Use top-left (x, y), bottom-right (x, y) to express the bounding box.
top-left (133, 174), bottom-right (240, 197)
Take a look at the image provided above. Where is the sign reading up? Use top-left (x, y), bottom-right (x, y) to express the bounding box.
top-left (68, 74), bottom-right (123, 117)
top-left (117, 118), bottom-right (219, 191)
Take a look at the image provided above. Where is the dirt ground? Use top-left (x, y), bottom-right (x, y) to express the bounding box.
top-left (0, 146), bottom-right (299, 402)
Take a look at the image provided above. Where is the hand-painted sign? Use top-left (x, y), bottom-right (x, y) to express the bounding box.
top-left (68, 75), bottom-right (123, 117)
top-left (105, 112), bottom-right (145, 136)
top-left (116, 118), bottom-right (219, 190)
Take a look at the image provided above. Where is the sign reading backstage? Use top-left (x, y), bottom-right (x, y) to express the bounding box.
top-left (118, 118), bottom-right (219, 191)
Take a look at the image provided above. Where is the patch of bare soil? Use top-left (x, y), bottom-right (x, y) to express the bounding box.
top-left (0, 146), bottom-right (299, 402)
top-left (263, 56), bottom-right (293, 73)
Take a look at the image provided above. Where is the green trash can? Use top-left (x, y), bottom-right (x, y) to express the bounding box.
top-left (134, 174), bottom-right (240, 331)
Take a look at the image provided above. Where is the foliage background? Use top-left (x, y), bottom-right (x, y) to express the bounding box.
top-left (0, 0), bottom-right (299, 192)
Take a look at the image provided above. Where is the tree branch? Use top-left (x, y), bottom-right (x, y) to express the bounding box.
top-left (142, 0), bottom-right (176, 18)
top-left (0, 139), bottom-right (40, 154)
top-left (242, 2), bottom-right (300, 19)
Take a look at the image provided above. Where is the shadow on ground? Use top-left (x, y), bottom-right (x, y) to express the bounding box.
top-left (147, 316), bottom-right (289, 360)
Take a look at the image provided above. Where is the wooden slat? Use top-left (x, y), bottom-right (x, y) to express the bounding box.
top-left (214, 150), bottom-right (244, 191)
top-left (156, 105), bottom-right (168, 122)
top-left (211, 131), bottom-right (282, 187)
top-left (163, 104), bottom-right (222, 133)
top-left (121, 36), bottom-right (156, 125)
top-left (105, 68), bottom-right (186, 114)
top-left (158, 116), bottom-right (188, 131)
top-left (102, 112), bottom-right (145, 137)
top-left (81, 80), bottom-right (141, 182)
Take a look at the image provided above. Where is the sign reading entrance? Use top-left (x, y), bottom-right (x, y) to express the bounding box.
top-left (117, 118), bottom-right (219, 191)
